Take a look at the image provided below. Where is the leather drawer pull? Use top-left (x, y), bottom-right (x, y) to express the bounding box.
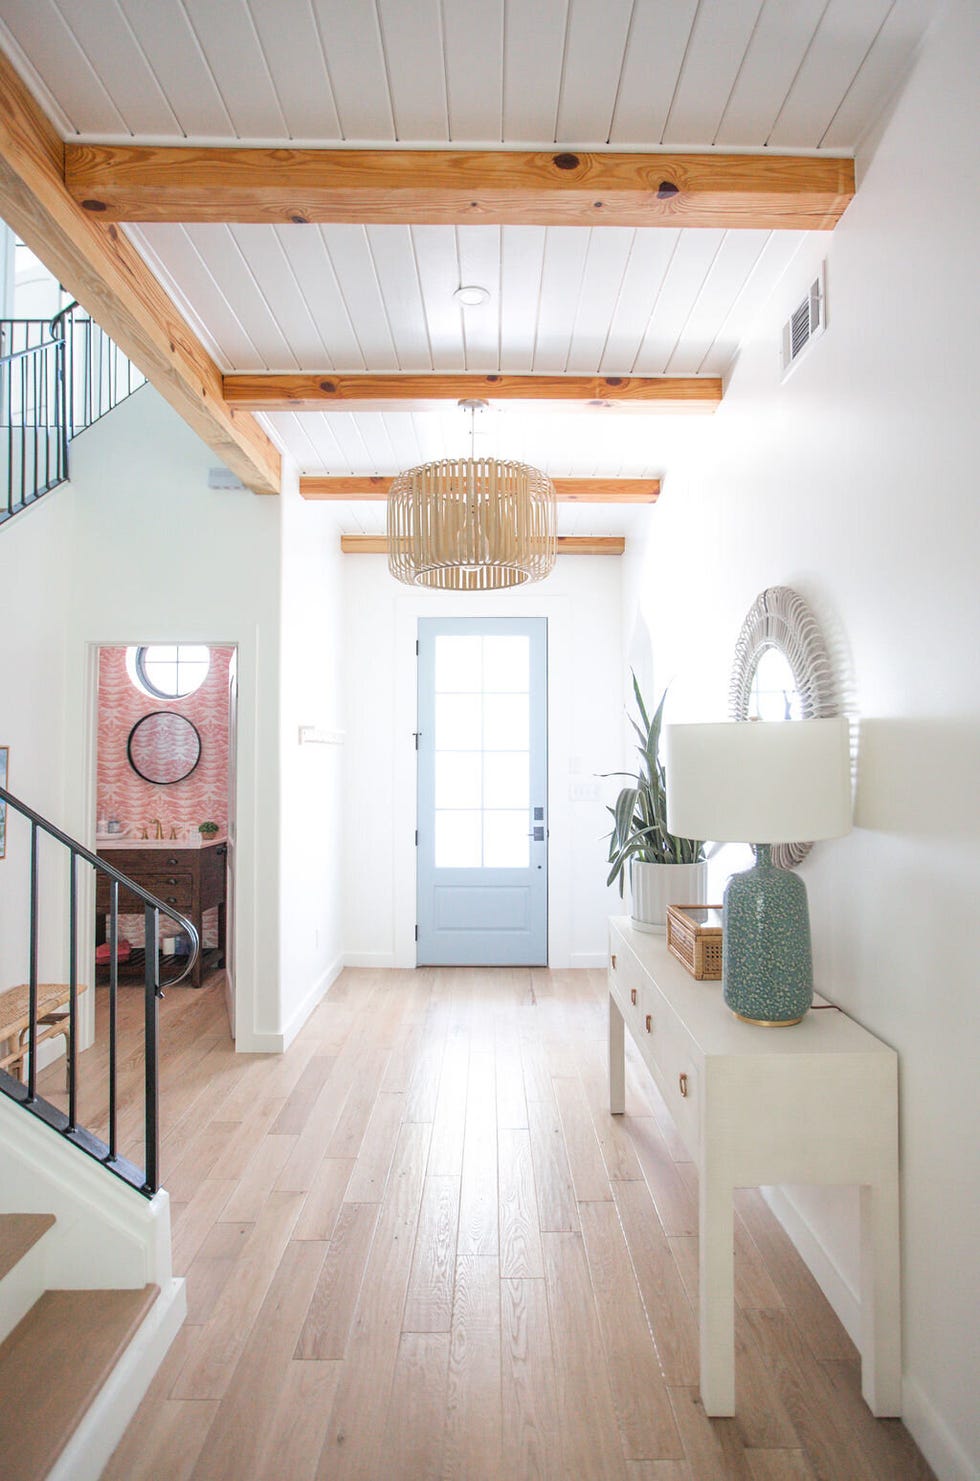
top-left (645, 1014), bottom-right (652, 1033)
top-left (630, 988), bottom-right (637, 1006)
top-left (679, 1072), bottom-right (689, 1098)
top-left (611, 953), bottom-right (617, 969)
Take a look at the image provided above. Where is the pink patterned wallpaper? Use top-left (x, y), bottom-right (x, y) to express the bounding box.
top-left (97, 646), bottom-right (232, 838)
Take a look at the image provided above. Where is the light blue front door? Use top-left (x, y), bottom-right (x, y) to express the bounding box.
top-left (417, 617), bottom-right (548, 966)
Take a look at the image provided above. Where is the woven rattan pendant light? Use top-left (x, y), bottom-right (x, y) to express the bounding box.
top-left (387, 401), bottom-right (557, 590)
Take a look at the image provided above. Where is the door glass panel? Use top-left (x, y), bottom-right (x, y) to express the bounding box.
top-left (435, 635), bottom-right (482, 693)
top-left (483, 811), bottom-right (530, 868)
top-left (483, 693), bottom-right (529, 751)
top-left (483, 751), bottom-right (530, 810)
top-left (435, 752), bottom-right (482, 809)
top-left (435, 810), bottom-right (482, 867)
top-left (482, 636), bottom-right (529, 692)
top-left (435, 693), bottom-right (482, 750)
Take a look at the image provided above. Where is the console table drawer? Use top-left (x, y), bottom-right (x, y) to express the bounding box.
top-left (651, 1002), bottom-right (700, 1160)
top-left (96, 871), bottom-right (194, 914)
top-left (613, 949), bottom-right (700, 1160)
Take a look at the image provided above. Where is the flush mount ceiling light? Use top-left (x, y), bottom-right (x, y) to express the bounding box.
top-left (387, 399), bottom-right (557, 591)
top-left (452, 284), bottom-right (491, 307)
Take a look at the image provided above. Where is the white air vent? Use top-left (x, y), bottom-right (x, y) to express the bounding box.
top-left (781, 266), bottom-right (826, 379)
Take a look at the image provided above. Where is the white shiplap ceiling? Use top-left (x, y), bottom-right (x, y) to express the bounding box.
top-left (0, 0), bottom-right (936, 149)
top-left (0, 0), bottom-right (940, 532)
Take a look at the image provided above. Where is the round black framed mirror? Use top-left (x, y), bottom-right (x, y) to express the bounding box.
top-left (127, 712), bottom-right (202, 785)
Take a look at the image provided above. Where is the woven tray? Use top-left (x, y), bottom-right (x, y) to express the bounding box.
top-left (666, 905), bottom-right (724, 981)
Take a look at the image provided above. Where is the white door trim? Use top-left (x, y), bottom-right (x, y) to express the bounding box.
top-left (390, 592), bottom-right (575, 969)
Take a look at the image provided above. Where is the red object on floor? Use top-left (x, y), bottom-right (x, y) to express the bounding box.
top-left (95, 939), bottom-right (132, 964)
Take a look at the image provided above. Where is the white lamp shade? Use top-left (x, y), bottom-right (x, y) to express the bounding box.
top-left (664, 717), bottom-right (852, 844)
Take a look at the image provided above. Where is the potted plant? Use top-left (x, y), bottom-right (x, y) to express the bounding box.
top-left (605, 675), bottom-right (707, 933)
top-left (198, 820), bottom-right (219, 843)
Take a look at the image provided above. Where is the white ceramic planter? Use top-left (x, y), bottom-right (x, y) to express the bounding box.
top-left (630, 860), bottom-right (708, 934)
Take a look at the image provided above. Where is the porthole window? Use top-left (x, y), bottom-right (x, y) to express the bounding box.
top-left (128, 644), bottom-right (211, 700)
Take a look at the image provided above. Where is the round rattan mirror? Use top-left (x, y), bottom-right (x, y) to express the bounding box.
top-left (729, 586), bottom-right (838, 868)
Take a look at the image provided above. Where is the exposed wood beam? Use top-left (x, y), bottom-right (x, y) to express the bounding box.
top-left (302, 476), bottom-right (659, 503)
top-left (224, 375), bottom-right (720, 414)
top-left (341, 535), bottom-right (625, 556)
top-left (0, 51), bottom-right (280, 495)
top-left (65, 145), bottom-right (854, 231)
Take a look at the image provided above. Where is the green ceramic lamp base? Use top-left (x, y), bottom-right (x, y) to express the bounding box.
top-left (722, 844), bottom-right (813, 1026)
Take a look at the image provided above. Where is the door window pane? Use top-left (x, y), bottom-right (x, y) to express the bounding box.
top-left (435, 752), bottom-right (482, 809)
top-left (483, 751), bottom-right (529, 810)
top-left (483, 693), bottom-right (529, 751)
top-left (435, 635), bottom-right (482, 693)
top-left (435, 694), bottom-right (482, 750)
top-left (435, 810), bottom-right (482, 868)
top-left (482, 636), bottom-right (529, 693)
top-left (483, 811), bottom-right (530, 868)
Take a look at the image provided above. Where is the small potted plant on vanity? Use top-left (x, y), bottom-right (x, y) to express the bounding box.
top-left (605, 675), bottom-right (707, 933)
top-left (198, 820), bottom-right (219, 845)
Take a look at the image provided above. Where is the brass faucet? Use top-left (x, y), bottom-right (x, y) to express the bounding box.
top-left (151, 818), bottom-right (164, 840)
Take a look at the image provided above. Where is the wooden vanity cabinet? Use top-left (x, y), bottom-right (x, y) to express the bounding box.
top-left (95, 843), bottom-right (226, 988)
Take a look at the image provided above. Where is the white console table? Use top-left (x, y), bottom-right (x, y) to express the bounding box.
top-left (608, 917), bottom-right (901, 1418)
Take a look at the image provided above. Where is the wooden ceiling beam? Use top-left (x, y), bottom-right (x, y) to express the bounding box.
top-left (225, 374), bottom-right (720, 414)
top-left (341, 535), bottom-right (625, 556)
top-left (65, 145), bottom-right (854, 231)
top-left (0, 51), bottom-right (280, 495)
top-left (302, 476), bottom-right (660, 503)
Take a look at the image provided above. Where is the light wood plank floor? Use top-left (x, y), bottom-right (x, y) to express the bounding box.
top-left (38, 968), bottom-right (935, 1481)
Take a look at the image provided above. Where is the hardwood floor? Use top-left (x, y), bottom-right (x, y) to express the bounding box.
top-left (37, 968), bottom-right (935, 1480)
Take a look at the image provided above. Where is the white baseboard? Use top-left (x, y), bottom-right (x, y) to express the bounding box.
top-left (568, 952), bottom-right (611, 969)
top-left (762, 1186), bottom-right (977, 1481)
top-left (761, 1186), bottom-right (861, 1348)
top-left (281, 954), bottom-right (344, 1050)
top-left (902, 1374), bottom-right (978, 1481)
top-left (343, 951), bottom-right (400, 968)
top-left (48, 1276), bottom-right (187, 1481)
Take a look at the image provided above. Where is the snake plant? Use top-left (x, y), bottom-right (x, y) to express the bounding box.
top-left (605, 674), bottom-right (704, 896)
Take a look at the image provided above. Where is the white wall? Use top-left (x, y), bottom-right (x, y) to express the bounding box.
top-left (622, 5), bottom-right (979, 1476)
top-left (0, 486), bottom-right (73, 993)
top-left (0, 386), bottom-right (295, 1051)
top-left (342, 555), bottom-right (624, 968)
top-left (278, 469), bottom-right (346, 1044)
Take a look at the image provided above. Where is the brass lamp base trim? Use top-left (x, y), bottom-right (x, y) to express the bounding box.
top-left (731, 1008), bottom-right (805, 1027)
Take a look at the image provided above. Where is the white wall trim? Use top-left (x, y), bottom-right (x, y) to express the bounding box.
top-left (392, 593), bottom-right (576, 970)
top-left (902, 1372), bottom-right (978, 1481)
top-left (280, 953), bottom-right (344, 1050)
top-left (344, 952), bottom-right (400, 969)
top-left (47, 1276), bottom-right (186, 1481)
top-left (0, 1093), bottom-right (174, 1290)
top-left (569, 952), bottom-right (611, 969)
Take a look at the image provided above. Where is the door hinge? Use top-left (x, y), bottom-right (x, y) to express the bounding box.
top-left (414, 829), bottom-right (418, 846)
top-left (414, 924), bottom-right (418, 941)
top-left (415, 639), bottom-right (419, 655)
top-left (413, 731), bottom-right (420, 750)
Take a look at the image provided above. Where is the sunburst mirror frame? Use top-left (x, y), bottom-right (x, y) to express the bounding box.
top-left (729, 585), bottom-right (838, 868)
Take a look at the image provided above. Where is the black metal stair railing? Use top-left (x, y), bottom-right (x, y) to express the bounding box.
top-left (0, 785), bottom-right (199, 1196)
top-left (0, 318), bottom-right (67, 525)
top-left (51, 299), bottom-right (147, 441)
top-left (0, 302), bottom-right (146, 529)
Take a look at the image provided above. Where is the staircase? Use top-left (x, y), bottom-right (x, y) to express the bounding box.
top-left (0, 787), bottom-right (201, 1478)
top-left (0, 1214), bottom-right (158, 1481)
top-left (0, 303), bottom-right (145, 529)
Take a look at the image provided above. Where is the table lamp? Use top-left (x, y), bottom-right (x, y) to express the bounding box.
top-left (664, 717), bottom-right (851, 1025)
